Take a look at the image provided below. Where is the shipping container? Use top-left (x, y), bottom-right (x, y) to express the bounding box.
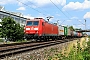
top-left (64, 26), bottom-right (68, 36)
top-left (77, 32), bottom-right (82, 37)
top-left (58, 26), bottom-right (69, 36)
top-left (73, 31), bottom-right (78, 36)
top-left (58, 25), bottom-right (64, 35)
top-left (67, 28), bottom-right (71, 36)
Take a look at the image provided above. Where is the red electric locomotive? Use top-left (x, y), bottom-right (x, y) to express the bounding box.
top-left (24, 18), bottom-right (58, 40)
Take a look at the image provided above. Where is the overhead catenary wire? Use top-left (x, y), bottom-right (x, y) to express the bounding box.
top-left (17, 0), bottom-right (85, 26)
top-left (26, 0), bottom-right (55, 20)
top-left (56, 0), bottom-right (85, 25)
top-left (26, 0), bottom-right (50, 15)
top-left (77, 19), bottom-right (85, 25)
top-left (16, 0), bottom-right (47, 16)
top-left (55, 0), bottom-right (71, 18)
top-left (50, 0), bottom-right (71, 24)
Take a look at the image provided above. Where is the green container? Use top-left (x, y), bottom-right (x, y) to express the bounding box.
top-left (64, 26), bottom-right (68, 36)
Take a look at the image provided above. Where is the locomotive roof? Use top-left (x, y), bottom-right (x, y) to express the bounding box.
top-left (26, 18), bottom-right (57, 26)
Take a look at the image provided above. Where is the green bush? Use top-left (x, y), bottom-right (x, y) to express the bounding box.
top-left (82, 40), bottom-right (90, 60)
top-left (0, 39), bottom-right (4, 42)
top-left (48, 39), bottom-right (90, 60)
top-left (1, 17), bottom-right (24, 41)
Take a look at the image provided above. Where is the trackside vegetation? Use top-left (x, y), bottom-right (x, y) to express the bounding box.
top-left (0, 17), bottom-right (24, 41)
top-left (48, 37), bottom-right (90, 60)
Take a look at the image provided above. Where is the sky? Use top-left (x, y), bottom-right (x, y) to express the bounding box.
top-left (0, 0), bottom-right (90, 30)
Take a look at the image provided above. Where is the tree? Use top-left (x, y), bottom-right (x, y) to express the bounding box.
top-left (13, 23), bottom-right (24, 41)
top-left (1, 17), bottom-right (24, 41)
top-left (69, 26), bottom-right (75, 31)
top-left (75, 28), bottom-right (82, 30)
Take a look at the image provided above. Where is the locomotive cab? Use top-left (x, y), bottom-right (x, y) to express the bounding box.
top-left (24, 18), bottom-right (44, 39)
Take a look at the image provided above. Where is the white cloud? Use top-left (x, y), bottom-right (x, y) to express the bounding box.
top-left (88, 25), bottom-right (90, 26)
top-left (73, 24), bottom-right (85, 29)
top-left (56, 14), bottom-right (61, 16)
top-left (78, 20), bottom-right (82, 22)
top-left (23, 14), bottom-right (48, 19)
top-left (63, 0), bottom-right (90, 11)
top-left (17, 0), bottom-right (28, 6)
top-left (71, 16), bottom-right (78, 19)
top-left (29, 0), bottom-right (66, 7)
top-left (0, 0), bottom-right (17, 5)
top-left (0, 0), bottom-right (66, 8)
top-left (67, 20), bottom-right (72, 22)
top-left (78, 24), bottom-right (84, 27)
top-left (23, 14), bottom-right (34, 19)
top-left (16, 7), bottom-right (26, 10)
top-left (24, 13), bottom-right (52, 20)
top-left (84, 12), bottom-right (90, 18)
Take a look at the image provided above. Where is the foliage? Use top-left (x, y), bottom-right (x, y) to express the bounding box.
top-left (0, 39), bottom-right (4, 42)
top-left (88, 36), bottom-right (90, 38)
top-left (48, 56), bottom-right (52, 60)
top-left (12, 23), bottom-right (24, 41)
top-left (75, 28), bottom-right (82, 30)
top-left (15, 39), bottom-right (27, 43)
top-left (0, 26), bottom-right (2, 37)
top-left (82, 40), bottom-right (90, 60)
top-left (48, 38), bottom-right (90, 60)
top-left (1, 17), bottom-right (24, 41)
top-left (69, 26), bottom-right (75, 31)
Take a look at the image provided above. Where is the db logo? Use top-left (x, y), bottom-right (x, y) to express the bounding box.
top-left (31, 27), bottom-right (34, 30)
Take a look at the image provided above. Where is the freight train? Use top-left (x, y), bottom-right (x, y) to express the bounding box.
top-left (24, 18), bottom-right (82, 40)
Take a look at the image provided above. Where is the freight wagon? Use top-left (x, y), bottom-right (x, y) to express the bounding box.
top-left (77, 32), bottom-right (83, 37)
top-left (58, 25), bottom-right (72, 39)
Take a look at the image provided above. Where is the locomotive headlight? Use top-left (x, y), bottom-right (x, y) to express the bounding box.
top-left (34, 28), bottom-right (38, 30)
top-left (26, 28), bottom-right (30, 30)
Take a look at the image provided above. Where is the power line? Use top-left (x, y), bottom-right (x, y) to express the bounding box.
top-left (56, 0), bottom-right (85, 25)
top-left (26, 0), bottom-right (49, 15)
top-left (77, 19), bottom-right (85, 25)
top-left (60, 20), bottom-right (66, 25)
top-left (50, 0), bottom-right (71, 25)
top-left (16, 0), bottom-right (47, 16)
top-left (50, 0), bottom-right (71, 20)
top-left (56, 0), bottom-right (71, 17)
top-left (17, 0), bottom-right (84, 26)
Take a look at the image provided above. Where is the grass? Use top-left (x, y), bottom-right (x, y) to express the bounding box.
top-left (0, 39), bottom-right (4, 42)
top-left (15, 39), bottom-right (27, 43)
top-left (47, 37), bottom-right (90, 60)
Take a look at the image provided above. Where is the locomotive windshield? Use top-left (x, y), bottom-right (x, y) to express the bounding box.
top-left (33, 21), bottom-right (39, 25)
top-left (26, 21), bottom-right (39, 26)
top-left (26, 21), bottom-right (32, 26)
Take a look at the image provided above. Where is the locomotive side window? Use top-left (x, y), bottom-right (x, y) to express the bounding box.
top-left (33, 21), bottom-right (39, 25)
top-left (26, 21), bottom-right (32, 26)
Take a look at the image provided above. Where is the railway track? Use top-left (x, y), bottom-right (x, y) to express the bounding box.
top-left (0, 38), bottom-right (78, 59)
